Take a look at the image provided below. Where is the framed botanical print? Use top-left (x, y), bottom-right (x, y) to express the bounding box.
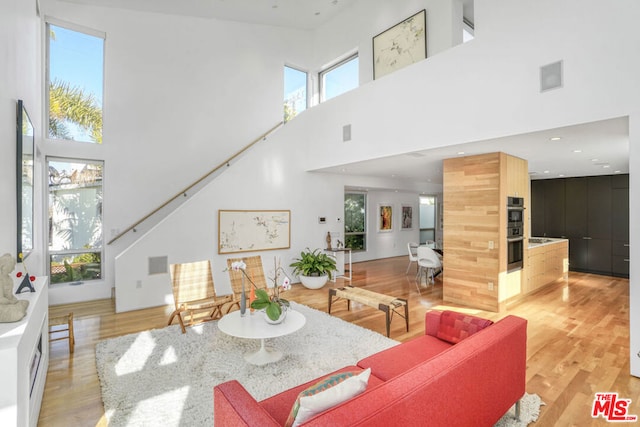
top-left (373, 10), bottom-right (427, 80)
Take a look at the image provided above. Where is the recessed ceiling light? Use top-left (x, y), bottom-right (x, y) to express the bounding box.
top-left (457, 151), bottom-right (465, 155)
top-left (603, 164), bottom-right (611, 168)
top-left (550, 137), bottom-right (562, 141)
top-left (615, 170), bottom-right (622, 173)
top-left (573, 149), bottom-right (582, 153)
top-left (543, 170), bottom-right (550, 174)
top-left (591, 158), bottom-right (599, 162)
top-left (559, 174), bottom-right (565, 177)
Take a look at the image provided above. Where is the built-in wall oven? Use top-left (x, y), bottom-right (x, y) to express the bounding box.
top-left (507, 196), bottom-right (524, 271)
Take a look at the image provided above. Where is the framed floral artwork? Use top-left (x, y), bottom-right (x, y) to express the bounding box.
top-left (378, 204), bottom-right (393, 232)
top-left (218, 210), bottom-right (291, 254)
top-left (373, 10), bottom-right (427, 80)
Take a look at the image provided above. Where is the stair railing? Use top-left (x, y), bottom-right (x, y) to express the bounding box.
top-left (107, 121), bottom-right (284, 245)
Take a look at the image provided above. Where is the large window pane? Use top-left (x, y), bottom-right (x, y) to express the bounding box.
top-left (345, 192), bottom-right (366, 251)
top-left (321, 54), bottom-right (359, 102)
top-left (48, 158), bottom-right (103, 284)
top-left (419, 196), bottom-right (436, 245)
top-left (284, 65), bottom-right (307, 122)
top-left (47, 22), bottom-right (104, 143)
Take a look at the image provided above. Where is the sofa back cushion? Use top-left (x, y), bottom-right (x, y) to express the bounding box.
top-left (436, 310), bottom-right (493, 344)
top-left (285, 368), bottom-right (371, 427)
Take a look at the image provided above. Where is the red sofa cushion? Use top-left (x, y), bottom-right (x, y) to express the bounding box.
top-left (436, 310), bottom-right (494, 344)
top-left (259, 366), bottom-right (385, 425)
top-left (357, 335), bottom-right (452, 381)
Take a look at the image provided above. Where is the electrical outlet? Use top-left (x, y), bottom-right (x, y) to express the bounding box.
top-left (488, 241), bottom-right (494, 249)
top-left (488, 282), bottom-right (494, 291)
top-left (136, 280), bottom-right (142, 289)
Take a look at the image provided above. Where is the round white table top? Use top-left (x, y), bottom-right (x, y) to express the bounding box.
top-left (218, 309), bottom-right (306, 340)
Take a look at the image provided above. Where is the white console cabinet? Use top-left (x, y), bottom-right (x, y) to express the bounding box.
top-left (0, 277), bottom-right (49, 427)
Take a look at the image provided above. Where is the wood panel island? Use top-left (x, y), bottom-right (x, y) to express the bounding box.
top-left (525, 237), bottom-right (568, 295)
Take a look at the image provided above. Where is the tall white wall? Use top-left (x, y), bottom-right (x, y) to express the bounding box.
top-left (0, 0), bottom-right (44, 271)
top-left (37, 0), bottom-right (314, 304)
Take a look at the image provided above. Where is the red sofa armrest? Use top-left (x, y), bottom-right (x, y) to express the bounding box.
top-left (425, 310), bottom-right (442, 337)
top-left (214, 380), bottom-right (280, 427)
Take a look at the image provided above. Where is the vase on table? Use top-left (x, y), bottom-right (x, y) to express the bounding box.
top-left (240, 275), bottom-right (247, 316)
top-left (264, 304), bottom-right (287, 325)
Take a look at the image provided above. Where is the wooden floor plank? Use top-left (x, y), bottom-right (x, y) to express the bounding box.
top-left (40, 256), bottom-right (638, 426)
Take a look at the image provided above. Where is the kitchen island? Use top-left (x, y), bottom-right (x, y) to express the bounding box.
top-left (525, 237), bottom-right (569, 294)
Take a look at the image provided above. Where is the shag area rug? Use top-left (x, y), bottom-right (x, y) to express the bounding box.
top-left (96, 302), bottom-right (544, 426)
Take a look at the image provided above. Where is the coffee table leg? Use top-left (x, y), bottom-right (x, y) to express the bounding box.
top-left (244, 339), bottom-right (283, 366)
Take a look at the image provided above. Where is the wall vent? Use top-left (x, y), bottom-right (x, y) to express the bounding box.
top-left (343, 124), bottom-right (352, 142)
top-left (148, 256), bottom-right (168, 275)
top-left (540, 60), bottom-right (563, 92)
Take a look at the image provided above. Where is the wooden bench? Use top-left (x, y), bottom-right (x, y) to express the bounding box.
top-left (328, 286), bottom-right (408, 337)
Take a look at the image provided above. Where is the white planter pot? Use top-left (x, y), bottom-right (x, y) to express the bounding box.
top-left (299, 274), bottom-right (329, 290)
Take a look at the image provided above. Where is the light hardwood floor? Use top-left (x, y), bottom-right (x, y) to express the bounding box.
top-left (41, 256), bottom-right (638, 426)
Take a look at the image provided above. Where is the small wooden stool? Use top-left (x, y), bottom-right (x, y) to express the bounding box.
top-left (49, 312), bottom-right (75, 353)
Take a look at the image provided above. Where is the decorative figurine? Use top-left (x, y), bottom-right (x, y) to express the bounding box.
top-left (326, 231), bottom-right (332, 250)
top-left (0, 253), bottom-right (29, 323)
top-left (16, 252), bottom-right (35, 293)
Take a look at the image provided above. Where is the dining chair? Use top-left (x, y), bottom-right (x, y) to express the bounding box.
top-left (168, 260), bottom-right (232, 333)
top-left (406, 242), bottom-right (420, 274)
top-left (416, 246), bottom-right (443, 286)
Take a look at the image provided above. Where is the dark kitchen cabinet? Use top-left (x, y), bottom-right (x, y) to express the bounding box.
top-left (611, 176), bottom-right (630, 277)
top-left (531, 179), bottom-right (566, 238)
top-left (531, 174), bottom-right (628, 277)
top-left (531, 180), bottom-right (545, 237)
top-left (564, 177), bottom-right (587, 239)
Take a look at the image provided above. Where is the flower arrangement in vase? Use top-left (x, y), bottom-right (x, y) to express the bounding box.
top-left (226, 257), bottom-right (291, 322)
top-left (251, 257), bottom-right (291, 323)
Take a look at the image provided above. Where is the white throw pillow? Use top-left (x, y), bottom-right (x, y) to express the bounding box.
top-left (291, 368), bottom-right (371, 426)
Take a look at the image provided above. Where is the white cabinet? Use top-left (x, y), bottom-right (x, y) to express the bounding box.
top-left (0, 277), bottom-right (49, 427)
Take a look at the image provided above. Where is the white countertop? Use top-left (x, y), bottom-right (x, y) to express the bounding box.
top-left (528, 237), bottom-right (568, 248)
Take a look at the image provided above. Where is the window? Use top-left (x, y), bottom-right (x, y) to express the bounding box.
top-left (463, 19), bottom-right (475, 43)
top-left (419, 196), bottom-right (437, 244)
top-left (47, 21), bottom-right (104, 143)
top-left (344, 192), bottom-right (366, 250)
top-left (48, 158), bottom-right (103, 284)
top-left (320, 54), bottom-right (359, 102)
top-left (284, 65), bottom-right (307, 122)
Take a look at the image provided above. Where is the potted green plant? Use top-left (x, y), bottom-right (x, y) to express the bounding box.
top-left (289, 248), bottom-right (338, 289)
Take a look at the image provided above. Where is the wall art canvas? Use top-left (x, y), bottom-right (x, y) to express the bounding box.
top-left (218, 210), bottom-right (291, 254)
top-left (378, 204), bottom-right (393, 232)
top-left (401, 205), bottom-right (413, 230)
top-left (373, 10), bottom-right (427, 80)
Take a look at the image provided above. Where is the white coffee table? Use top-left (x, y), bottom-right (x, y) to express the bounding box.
top-left (218, 309), bottom-right (306, 365)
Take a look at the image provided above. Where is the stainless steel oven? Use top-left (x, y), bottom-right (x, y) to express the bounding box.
top-left (507, 196), bottom-right (524, 228)
top-left (507, 196), bottom-right (524, 271)
top-left (507, 236), bottom-right (524, 271)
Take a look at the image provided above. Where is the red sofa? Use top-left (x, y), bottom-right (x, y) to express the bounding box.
top-left (214, 310), bottom-right (527, 426)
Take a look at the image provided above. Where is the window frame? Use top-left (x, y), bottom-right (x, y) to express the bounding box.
top-left (45, 17), bottom-right (106, 144)
top-left (344, 191), bottom-right (367, 252)
top-left (283, 64), bottom-right (309, 122)
top-left (47, 156), bottom-right (104, 285)
top-left (319, 52), bottom-right (359, 103)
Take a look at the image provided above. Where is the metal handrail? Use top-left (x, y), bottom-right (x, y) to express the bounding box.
top-left (107, 121), bottom-right (284, 245)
